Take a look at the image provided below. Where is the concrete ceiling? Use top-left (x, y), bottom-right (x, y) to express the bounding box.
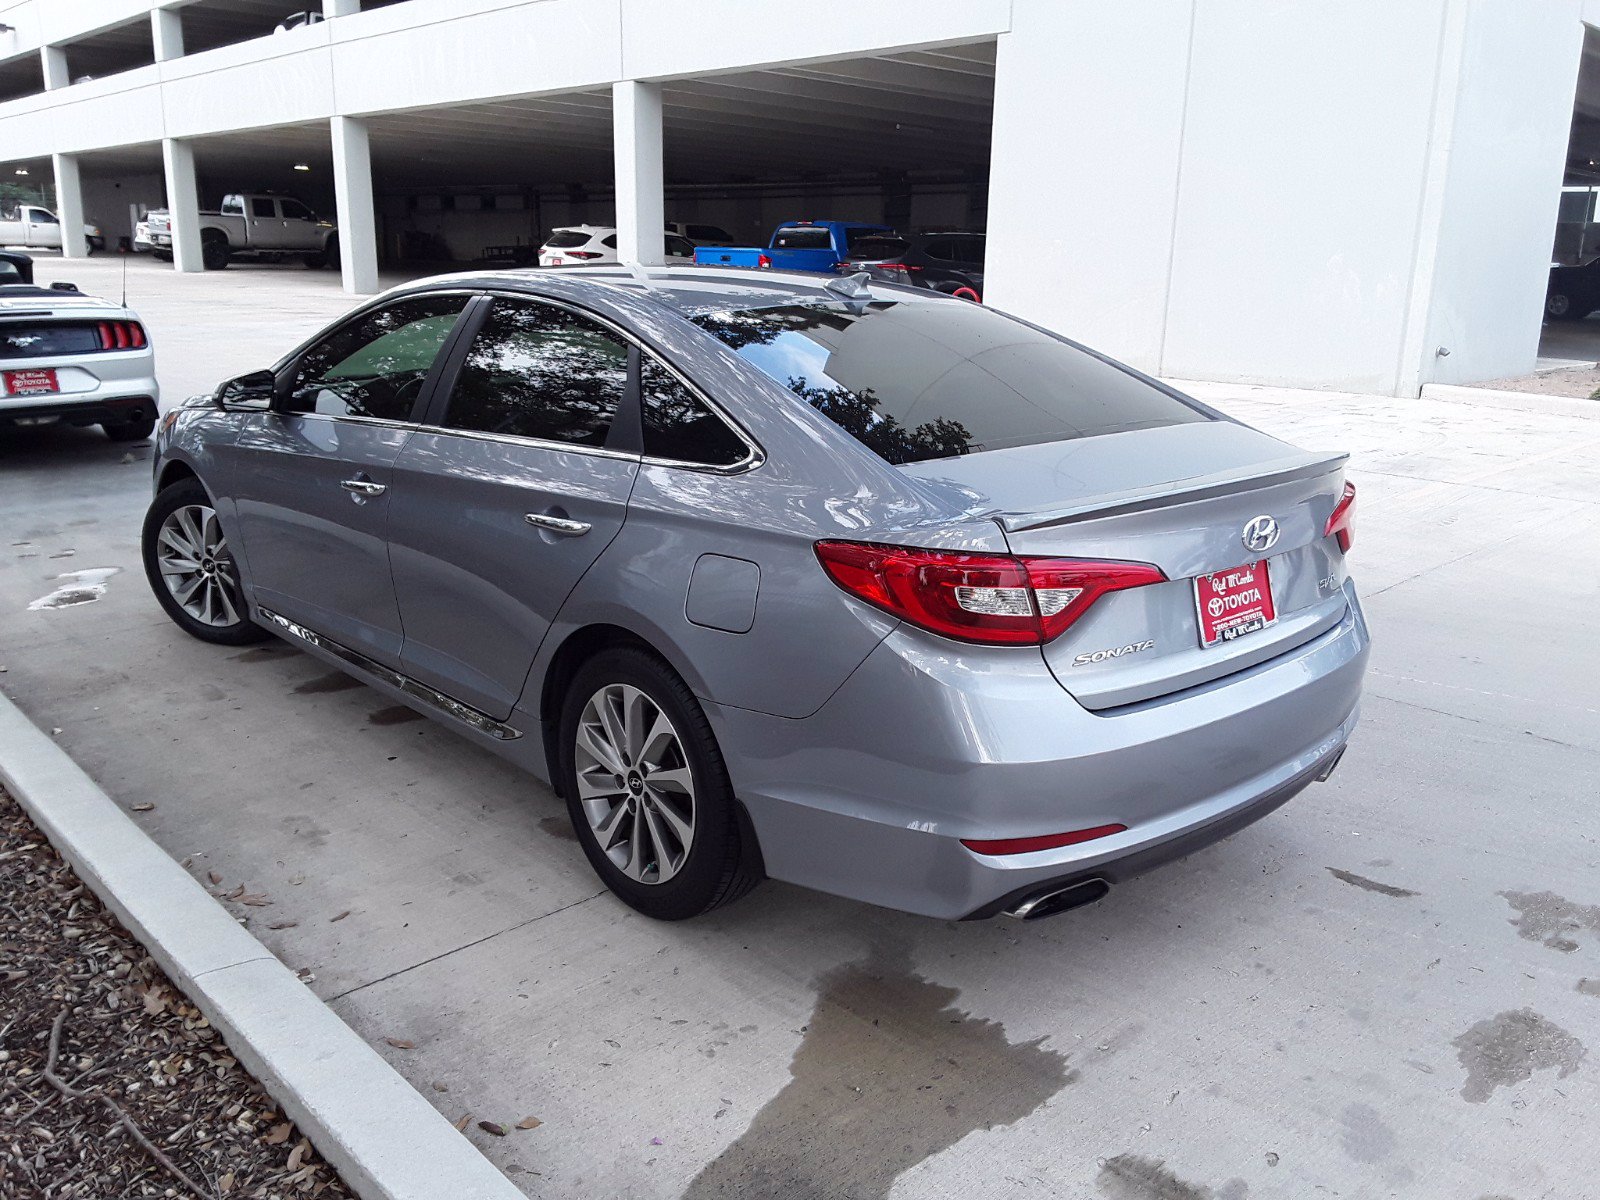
top-left (9, 41), bottom-right (995, 208)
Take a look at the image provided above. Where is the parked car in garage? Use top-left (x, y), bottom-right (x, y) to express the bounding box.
top-left (0, 203), bottom-right (105, 254)
top-left (2, 257), bottom-right (159, 441)
top-left (538, 226), bottom-right (695, 267)
top-left (694, 220), bottom-right (897, 273)
top-left (665, 221), bottom-right (736, 247)
top-left (1544, 256), bottom-right (1600, 320)
top-left (145, 194), bottom-right (338, 271)
top-left (838, 230), bottom-right (986, 300)
top-left (141, 264), bottom-right (1367, 923)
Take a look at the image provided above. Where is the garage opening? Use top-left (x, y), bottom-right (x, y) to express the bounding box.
top-left (52, 18), bottom-right (157, 86)
top-left (661, 43), bottom-right (994, 294)
top-left (0, 51), bottom-right (45, 105)
top-left (1543, 26), bottom-right (1600, 365)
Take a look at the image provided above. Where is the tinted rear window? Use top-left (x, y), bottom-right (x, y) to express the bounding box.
top-left (773, 226), bottom-right (832, 250)
top-left (846, 236), bottom-right (911, 261)
top-left (692, 302), bottom-right (1208, 465)
top-left (2, 323), bottom-right (100, 358)
top-left (544, 229), bottom-right (591, 248)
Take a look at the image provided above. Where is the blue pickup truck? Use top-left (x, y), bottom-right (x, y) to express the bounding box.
top-left (694, 220), bottom-right (896, 273)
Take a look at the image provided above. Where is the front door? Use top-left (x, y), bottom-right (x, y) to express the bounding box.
top-left (387, 295), bottom-right (639, 719)
top-left (225, 294), bottom-right (473, 663)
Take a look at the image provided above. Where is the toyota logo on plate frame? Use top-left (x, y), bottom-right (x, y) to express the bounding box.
top-left (1241, 515), bottom-right (1280, 554)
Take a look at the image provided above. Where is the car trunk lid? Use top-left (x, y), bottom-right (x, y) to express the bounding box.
top-left (898, 422), bottom-right (1352, 710)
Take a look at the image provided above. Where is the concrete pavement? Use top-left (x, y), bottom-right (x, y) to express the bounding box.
top-left (3, 257), bottom-right (1599, 1198)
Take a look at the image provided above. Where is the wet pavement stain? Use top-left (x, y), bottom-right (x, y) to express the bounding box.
top-left (538, 815), bottom-right (578, 842)
top-left (681, 944), bottom-right (1072, 1200)
top-left (1453, 1008), bottom-right (1587, 1103)
top-left (1339, 1102), bottom-right (1396, 1163)
top-left (1096, 1154), bottom-right (1247, 1200)
top-left (1577, 978), bottom-right (1600, 998)
top-left (368, 705), bottom-right (424, 726)
top-left (1326, 868), bottom-right (1418, 898)
top-left (293, 671), bottom-right (364, 695)
top-left (231, 646), bottom-right (289, 664)
top-left (1499, 889), bottom-right (1600, 953)
top-left (27, 567), bottom-right (120, 611)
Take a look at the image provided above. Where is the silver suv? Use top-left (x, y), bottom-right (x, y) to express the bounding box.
top-left (143, 266), bottom-right (1368, 921)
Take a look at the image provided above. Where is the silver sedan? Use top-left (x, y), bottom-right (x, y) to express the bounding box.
top-left (142, 266), bottom-right (1368, 921)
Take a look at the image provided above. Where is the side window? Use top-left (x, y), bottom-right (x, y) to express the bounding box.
top-left (287, 295), bottom-right (469, 421)
top-left (922, 238), bottom-right (955, 261)
top-left (280, 199), bottom-right (314, 222)
top-left (601, 234), bottom-right (618, 249)
top-left (641, 355), bottom-right (749, 467)
top-left (251, 197), bottom-right (277, 218)
top-left (443, 299), bottom-right (627, 447)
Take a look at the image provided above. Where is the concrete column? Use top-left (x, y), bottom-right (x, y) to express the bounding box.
top-left (161, 138), bottom-right (204, 274)
top-left (152, 8), bottom-right (184, 62)
top-left (323, 0), bottom-right (361, 15)
top-left (51, 153), bottom-right (88, 259)
top-left (40, 45), bottom-right (69, 90)
top-left (330, 116), bottom-right (379, 294)
top-left (612, 80), bottom-right (665, 265)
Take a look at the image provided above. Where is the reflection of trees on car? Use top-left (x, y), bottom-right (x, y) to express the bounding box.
top-left (787, 377), bottom-right (971, 465)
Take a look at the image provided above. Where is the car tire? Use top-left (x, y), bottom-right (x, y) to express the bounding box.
top-left (104, 414), bottom-right (156, 442)
top-left (303, 253), bottom-right (326, 269)
top-left (324, 236), bottom-right (340, 271)
top-left (152, 250), bottom-right (172, 263)
top-left (84, 237), bottom-right (97, 256)
top-left (141, 478), bottom-right (268, 646)
top-left (1547, 292), bottom-right (1577, 320)
top-left (559, 647), bottom-right (761, 920)
top-left (201, 234), bottom-right (230, 271)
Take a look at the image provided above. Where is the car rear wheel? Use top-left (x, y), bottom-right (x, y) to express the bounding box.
top-left (141, 480), bottom-right (268, 646)
top-left (1547, 292), bottom-right (1578, 320)
top-left (104, 414), bottom-right (156, 442)
top-left (559, 648), bottom-right (760, 920)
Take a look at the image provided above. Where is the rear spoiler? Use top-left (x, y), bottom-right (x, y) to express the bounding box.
top-left (998, 450), bottom-right (1348, 533)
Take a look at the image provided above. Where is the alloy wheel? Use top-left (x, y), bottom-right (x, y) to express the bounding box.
top-left (573, 683), bottom-right (697, 884)
top-left (155, 504), bottom-right (244, 627)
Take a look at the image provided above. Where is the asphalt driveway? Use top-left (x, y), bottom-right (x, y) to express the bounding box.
top-left (3, 256), bottom-right (1599, 1198)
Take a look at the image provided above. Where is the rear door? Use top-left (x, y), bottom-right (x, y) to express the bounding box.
top-left (386, 294), bottom-right (639, 719)
top-left (224, 293), bottom-right (473, 662)
top-left (247, 197), bottom-right (284, 248)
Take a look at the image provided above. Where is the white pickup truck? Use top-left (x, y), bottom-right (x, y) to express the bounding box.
top-left (145, 193), bottom-right (338, 270)
top-left (0, 204), bottom-right (106, 254)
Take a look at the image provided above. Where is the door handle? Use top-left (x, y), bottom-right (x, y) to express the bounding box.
top-left (341, 479), bottom-right (387, 497)
top-left (525, 512), bottom-right (590, 536)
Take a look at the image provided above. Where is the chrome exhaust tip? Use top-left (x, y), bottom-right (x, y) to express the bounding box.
top-left (1004, 877), bottom-right (1111, 921)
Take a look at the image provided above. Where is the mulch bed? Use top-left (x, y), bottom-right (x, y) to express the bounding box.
top-left (0, 786), bottom-right (354, 1199)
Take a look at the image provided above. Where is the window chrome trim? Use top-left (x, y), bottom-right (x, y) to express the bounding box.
top-left (257, 606), bottom-right (521, 741)
top-left (411, 423), bottom-right (642, 461)
top-left (282, 410), bottom-right (421, 431)
top-left (468, 288), bottom-right (767, 475)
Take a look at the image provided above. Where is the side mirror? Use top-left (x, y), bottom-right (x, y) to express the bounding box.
top-left (215, 368), bottom-right (278, 409)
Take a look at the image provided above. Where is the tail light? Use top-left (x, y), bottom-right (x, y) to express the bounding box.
top-left (757, 253), bottom-right (772, 269)
top-left (565, 250), bottom-right (602, 260)
top-left (96, 321), bottom-right (146, 350)
top-left (1324, 481), bottom-right (1356, 552)
top-left (814, 541), bottom-right (1166, 646)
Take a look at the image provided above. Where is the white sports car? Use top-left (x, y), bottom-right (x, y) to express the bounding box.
top-left (0, 253), bottom-right (160, 441)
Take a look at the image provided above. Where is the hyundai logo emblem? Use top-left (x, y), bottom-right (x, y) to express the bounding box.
top-left (1242, 515), bottom-right (1280, 553)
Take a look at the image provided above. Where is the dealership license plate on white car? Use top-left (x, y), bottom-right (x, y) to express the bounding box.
top-left (1195, 559), bottom-right (1276, 647)
top-left (3, 368), bottom-right (60, 396)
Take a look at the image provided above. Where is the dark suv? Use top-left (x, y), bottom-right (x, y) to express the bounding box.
top-left (837, 231), bottom-right (986, 300)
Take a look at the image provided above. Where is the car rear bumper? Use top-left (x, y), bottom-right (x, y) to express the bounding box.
top-left (0, 391), bottom-right (158, 428)
top-left (709, 581), bottom-right (1369, 919)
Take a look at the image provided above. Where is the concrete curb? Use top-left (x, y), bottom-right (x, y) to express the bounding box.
top-left (0, 688), bottom-right (526, 1200)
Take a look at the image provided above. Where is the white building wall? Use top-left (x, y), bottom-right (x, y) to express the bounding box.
top-left (1416, 0), bottom-right (1585, 386)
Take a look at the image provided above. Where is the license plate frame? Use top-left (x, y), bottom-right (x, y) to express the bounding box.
top-left (3, 368), bottom-right (61, 396)
top-left (1194, 559), bottom-right (1277, 648)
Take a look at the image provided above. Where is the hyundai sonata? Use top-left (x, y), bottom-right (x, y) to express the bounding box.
top-left (142, 266), bottom-right (1367, 921)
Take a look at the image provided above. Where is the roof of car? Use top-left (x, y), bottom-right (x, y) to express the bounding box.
top-left (389, 263), bottom-right (926, 317)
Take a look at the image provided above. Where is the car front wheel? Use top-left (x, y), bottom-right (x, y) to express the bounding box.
top-left (141, 479), bottom-right (268, 646)
top-left (559, 648), bottom-right (760, 920)
top-left (1547, 291), bottom-right (1577, 320)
